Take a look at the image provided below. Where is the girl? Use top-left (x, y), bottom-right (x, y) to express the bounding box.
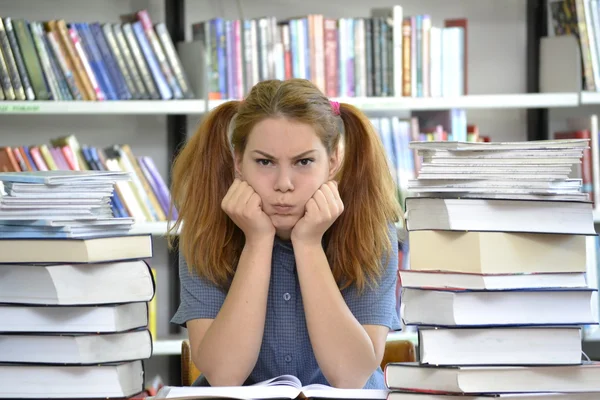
top-left (169, 79), bottom-right (402, 389)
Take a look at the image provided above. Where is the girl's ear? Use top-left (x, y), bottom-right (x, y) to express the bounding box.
top-left (328, 144), bottom-right (342, 180)
top-left (234, 152), bottom-right (243, 179)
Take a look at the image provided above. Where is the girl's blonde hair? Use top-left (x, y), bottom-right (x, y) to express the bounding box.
top-left (169, 79), bottom-right (402, 292)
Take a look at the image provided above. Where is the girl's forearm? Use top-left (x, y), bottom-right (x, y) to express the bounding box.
top-left (294, 242), bottom-right (379, 388)
top-left (194, 237), bottom-right (274, 386)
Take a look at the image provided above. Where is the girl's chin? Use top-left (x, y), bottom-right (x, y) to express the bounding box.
top-left (270, 214), bottom-right (300, 230)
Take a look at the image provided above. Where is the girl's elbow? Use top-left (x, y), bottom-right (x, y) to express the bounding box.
top-left (194, 356), bottom-right (249, 387)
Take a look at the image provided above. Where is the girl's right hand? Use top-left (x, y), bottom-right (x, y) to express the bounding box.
top-left (221, 179), bottom-right (275, 241)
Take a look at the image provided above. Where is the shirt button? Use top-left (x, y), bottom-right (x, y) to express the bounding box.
top-left (283, 293), bottom-right (291, 301)
top-left (285, 354), bottom-right (292, 363)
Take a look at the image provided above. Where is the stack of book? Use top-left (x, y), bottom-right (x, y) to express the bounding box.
top-left (0, 170), bottom-right (155, 399)
top-left (385, 139), bottom-right (600, 399)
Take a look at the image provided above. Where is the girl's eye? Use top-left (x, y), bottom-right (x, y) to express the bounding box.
top-left (256, 159), bottom-right (272, 166)
top-left (297, 158), bottom-right (314, 166)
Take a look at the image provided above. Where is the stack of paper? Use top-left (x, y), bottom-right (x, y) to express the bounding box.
top-left (0, 170), bottom-right (135, 238)
top-left (407, 139), bottom-right (588, 201)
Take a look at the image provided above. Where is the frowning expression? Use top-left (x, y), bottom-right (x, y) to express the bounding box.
top-left (235, 117), bottom-right (339, 239)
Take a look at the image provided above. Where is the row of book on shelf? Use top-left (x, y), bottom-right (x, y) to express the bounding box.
top-left (0, 9), bottom-right (193, 102)
top-left (549, 0), bottom-right (600, 93)
top-left (0, 135), bottom-right (174, 222)
top-left (191, 5), bottom-right (467, 100)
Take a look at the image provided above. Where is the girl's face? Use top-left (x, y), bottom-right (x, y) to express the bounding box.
top-left (235, 117), bottom-right (339, 239)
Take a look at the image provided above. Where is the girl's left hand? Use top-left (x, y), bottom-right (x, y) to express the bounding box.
top-left (291, 181), bottom-right (344, 246)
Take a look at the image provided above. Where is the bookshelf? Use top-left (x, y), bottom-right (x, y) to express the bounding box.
top-left (0, 100), bottom-right (207, 114)
top-left (0, 93), bottom-right (585, 116)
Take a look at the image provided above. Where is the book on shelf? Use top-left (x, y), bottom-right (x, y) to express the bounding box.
top-left (0, 9), bottom-right (193, 102)
top-left (0, 135), bottom-right (176, 223)
top-left (0, 170), bottom-right (155, 399)
top-left (387, 139), bottom-right (600, 398)
top-left (190, 8), bottom-right (466, 99)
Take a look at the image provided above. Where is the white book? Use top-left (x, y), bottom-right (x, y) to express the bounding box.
top-left (0, 361), bottom-right (143, 398)
top-left (0, 329), bottom-right (152, 364)
top-left (0, 260), bottom-right (154, 305)
top-left (0, 302), bottom-right (148, 333)
top-left (401, 288), bottom-right (597, 327)
top-left (418, 327), bottom-right (582, 366)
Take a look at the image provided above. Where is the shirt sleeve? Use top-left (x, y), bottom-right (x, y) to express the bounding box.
top-left (341, 223), bottom-right (401, 331)
top-left (170, 249), bottom-right (227, 328)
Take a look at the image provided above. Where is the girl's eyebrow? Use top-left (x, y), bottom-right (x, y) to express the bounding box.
top-left (251, 149), bottom-right (317, 160)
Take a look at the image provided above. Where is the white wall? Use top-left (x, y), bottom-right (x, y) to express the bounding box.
top-left (0, 0), bottom-right (534, 387)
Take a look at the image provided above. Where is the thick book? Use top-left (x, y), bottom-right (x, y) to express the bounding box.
top-left (0, 329), bottom-right (152, 364)
top-left (0, 259), bottom-right (155, 305)
top-left (384, 362), bottom-right (600, 394)
top-left (155, 375), bottom-right (387, 399)
top-left (399, 270), bottom-right (588, 290)
top-left (401, 287), bottom-right (598, 327)
top-left (0, 302), bottom-right (148, 333)
top-left (407, 230), bottom-right (587, 275)
top-left (0, 360), bottom-right (143, 398)
top-left (0, 234), bottom-right (152, 264)
top-left (405, 197), bottom-right (596, 235)
top-left (388, 393), bottom-right (600, 400)
top-left (418, 326), bottom-right (582, 366)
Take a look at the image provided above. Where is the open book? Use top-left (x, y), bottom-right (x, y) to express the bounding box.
top-left (154, 375), bottom-right (388, 399)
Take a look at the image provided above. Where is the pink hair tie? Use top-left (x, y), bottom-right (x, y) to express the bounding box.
top-left (330, 101), bottom-right (340, 116)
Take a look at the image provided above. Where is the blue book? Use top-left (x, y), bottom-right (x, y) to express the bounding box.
top-left (131, 21), bottom-right (172, 99)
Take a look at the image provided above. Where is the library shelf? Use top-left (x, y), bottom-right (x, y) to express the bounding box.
top-left (580, 91), bottom-right (600, 104)
top-left (0, 100), bottom-right (207, 115)
top-left (152, 331), bottom-right (419, 356)
top-left (210, 93), bottom-right (580, 112)
top-left (0, 93), bottom-right (579, 115)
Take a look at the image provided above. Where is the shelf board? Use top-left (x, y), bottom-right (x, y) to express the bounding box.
top-left (210, 93), bottom-right (579, 112)
top-left (580, 91), bottom-right (600, 104)
top-left (129, 221), bottom-right (179, 236)
top-left (0, 94), bottom-right (579, 115)
top-left (0, 100), bottom-right (207, 115)
top-left (152, 331), bottom-right (418, 356)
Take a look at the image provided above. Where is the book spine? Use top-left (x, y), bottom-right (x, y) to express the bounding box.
top-left (154, 22), bottom-right (194, 98)
top-left (0, 22), bottom-right (14, 100)
top-left (38, 23), bottom-right (73, 100)
top-left (136, 11), bottom-right (182, 99)
top-left (102, 23), bottom-right (139, 99)
top-left (4, 18), bottom-right (34, 100)
top-left (90, 23), bottom-right (130, 100)
top-left (122, 22), bottom-right (159, 99)
top-left (45, 30), bottom-right (82, 100)
top-left (131, 21), bottom-right (172, 99)
top-left (76, 23), bottom-right (117, 100)
top-left (13, 19), bottom-right (50, 100)
top-left (54, 20), bottom-right (95, 100)
top-left (30, 21), bottom-right (62, 100)
top-left (402, 17), bottom-right (411, 97)
top-left (68, 26), bottom-right (104, 100)
top-left (364, 18), bottom-right (373, 97)
top-left (113, 23), bottom-right (149, 99)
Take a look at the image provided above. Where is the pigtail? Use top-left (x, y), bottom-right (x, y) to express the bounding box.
top-left (168, 100), bottom-right (244, 290)
top-left (327, 102), bottom-right (402, 292)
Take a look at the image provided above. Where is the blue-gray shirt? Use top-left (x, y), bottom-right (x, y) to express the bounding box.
top-left (171, 225), bottom-right (401, 389)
